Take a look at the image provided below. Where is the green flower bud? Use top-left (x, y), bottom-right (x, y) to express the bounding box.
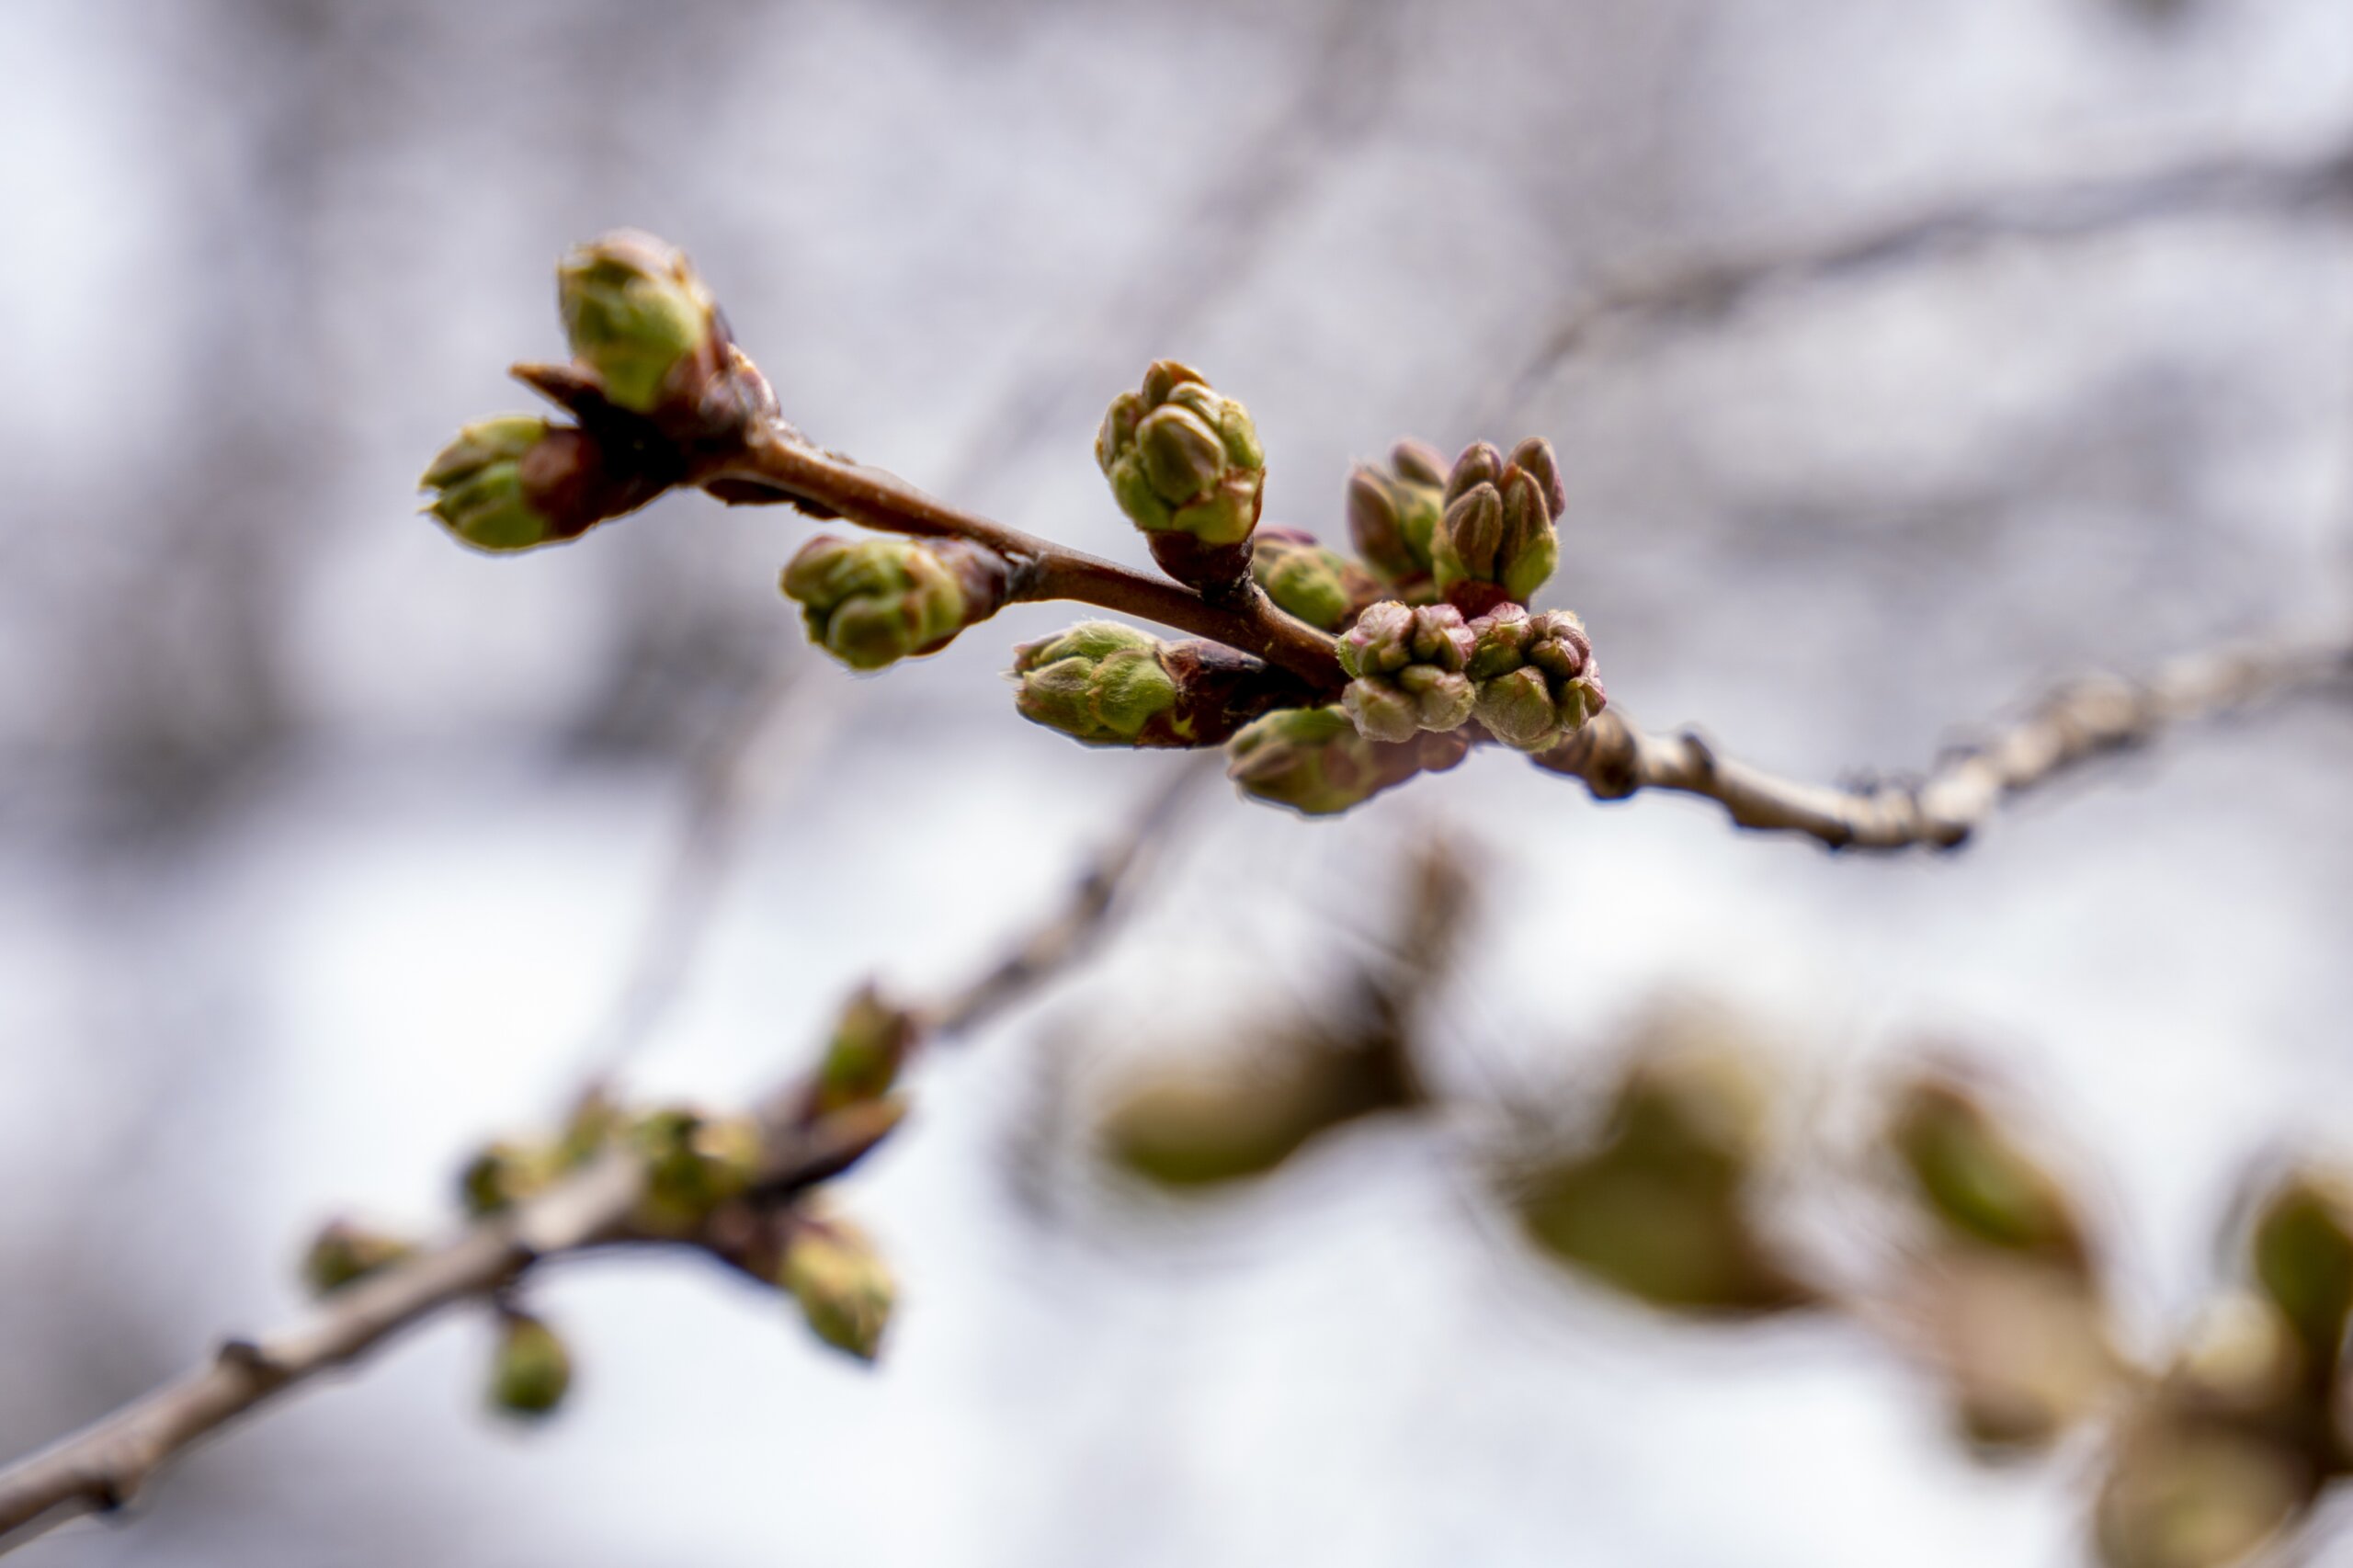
top-left (1102, 1029), bottom-right (1419, 1189)
top-left (1096, 360), bottom-right (1265, 546)
top-left (781, 1210), bottom-right (895, 1362)
top-left (421, 415), bottom-right (624, 553)
top-left (459, 1140), bottom-right (553, 1218)
top-left (2248, 1169), bottom-right (2353, 1365)
top-left (631, 1107), bottom-right (764, 1236)
top-left (1222, 704), bottom-right (1469, 816)
top-left (555, 230), bottom-right (722, 415)
top-left (301, 1219), bottom-right (417, 1296)
top-left (1336, 600), bottom-right (1476, 742)
top-left (780, 535), bottom-right (1008, 671)
top-left (1465, 606), bottom-right (1604, 752)
top-left (1013, 621), bottom-right (1179, 744)
top-left (488, 1310), bottom-right (573, 1419)
top-left (2096, 1419), bottom-right (2310, 1568)
top-left (813, 984), bottom-right (921, 1116)
top-left (1888, 1080), bottom-right (2085, 1264)
top-left (1430, 437), bottom-right (1564, 611)
top-left (1346, 441), bottom-right (1452, 591)
top-left (1250, 527), bottom-right (1377, 631)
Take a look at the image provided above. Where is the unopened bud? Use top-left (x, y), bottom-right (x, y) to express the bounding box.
top-left (1347, 441), bottom-right (1449, 587)
top-left (1223, 704), bottom-right (1469, 816)
top-left (781, 535), bottom-right (1009, 671)
top-left (2248, 1169), bottom-right (2353, 1365)
top-left (421, 415), bottom-right (631, 553)
top-left (813, 984), bottom-right (921, 1116)
top-left (1103, 1032), bottom-right (1419, 1189)
top-left (2096, 1420), bottom-right (2308, 1568)
top-left (488, 1310), bottom-right (573, 1418)
top-left (1431, 438), bottom-right (1563, 611)
top-left (1466, 606), bottom-right (1604, 752)
top-left (301, 1219), bottom-right (416, 1296)
top-left (1336, 600), bottom-right (1476, 742)
top-left (1014, 621), bottom-right (1306, 748)
top-left (460, 1140), bottom-right (553, 1218)
top-left (1096, 361), bottom-right (1265, 547)
top-left (631, 1107), bottom-right (763, 1236)
top-left (555, 230), bottom-right (722, 415)
top-left (1251, 527), bottom-right (1378, 631)
top-left (781, 1210), bottom-right (896, 1362)
top-left (1889, 1080), bottom-right (2085, 1264)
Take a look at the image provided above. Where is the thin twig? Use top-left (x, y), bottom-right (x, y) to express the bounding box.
top-left (0, 774), bottom-right (1204, 1553)
top-left (1533, 635), bottom-right (2353, 850)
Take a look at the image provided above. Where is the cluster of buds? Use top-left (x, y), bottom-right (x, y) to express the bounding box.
top-left (1346, 439), bottom-right (1449, 594)
top-left (781, 534), bottom-right (1012, 671)
top-left (1012, 622), bottom-right (1308, 748)
top-left (1430, 438), bottom-right (1563, 616)
top-left (1250, 527), bottom-right (1380, 631)
top-left (629, 1108), bottom-right (765, 1237)
top-left (1336, 601), bottom-right (1475, 743)
top-left (1464, 605), bottom-right (1605, 752)
top-left (1223, 704), bottom-right (1470, 815)
top-left (1097, 360), bottom-right (1267, 591)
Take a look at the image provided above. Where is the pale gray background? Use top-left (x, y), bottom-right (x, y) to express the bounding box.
top-left (4, 0), bottom-right (2352, 1563)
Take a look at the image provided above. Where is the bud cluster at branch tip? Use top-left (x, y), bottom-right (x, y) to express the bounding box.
top-left (1251, 527), bottom-right (1379, 631)
top-left (1432, 437), bottom-right (1563, 616)
top-left (781, 1209), bottom-right (896, 1362)
top-left (1014, 621), bottom-right (1309, 748)
top-left (421, 415), bottom-right (626, 553)
top-left (488, 1309), bottom-right (573, 1418)
top-left (781, 534), bottom-right (1012, 671)
top-left (631, 1107), bottom-right (763, 1237)
top-left (554, 229), bottom-right (725, 416)
top-left (1465, 604), bottom-right (1606, 752)
top-left (1097, 360), bottom-right (1266, 592)
top-left (1223, 704), bottom-right (1469, 816)
top-left (1336, 600), bottom-right (1476, 743)
top-left (1347, 439), bottom-right (1449, 592)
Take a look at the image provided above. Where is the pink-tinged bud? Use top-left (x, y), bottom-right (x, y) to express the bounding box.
top-left (1224, 705), bottom-right (1469, 815)
top-left (1347, 445), bottom-right (1449, 589)
top-left (1431, 437), bottom-right (1564, 609)
top-left (1466, 606), bottom-right (1602, 752)
top-left (1336, 600), bottom-right (1476, 741)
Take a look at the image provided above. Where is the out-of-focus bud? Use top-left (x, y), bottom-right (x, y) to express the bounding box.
top-left (780, 534), bottom-right (1011, 671)
top-left (1014, 621), bottom-right (1309, 748)
top-left (1430, 437), bottom-right (1563, 613)
top-left (1336, 600), bottom-right (1476, 743)
top-left (1097, 361), bottom-right (1266, 591)
top-left (1103, 1031), bottom-right (1419, 1189)
top-left (301, 1219), bottom-right (417, 1296)
top-left (488, 1309), bottom-right (573, 1419)
top-left (1465, 605), bottom-right (1605, 752)
top-left (460, 1140), bottom-right (553, 1218)
top-left (1909, 1252), bottom-right (2118, 1453)
top-left (554, 1085), bottom-right (623, 1170)
top-left (2173, 1293), bottom-right (2305, 1418)
top-left (555, 230), bottom-right (724, 415)
top-left (631, 1107), bottom-right (764, 1236)
top-left (1223, 704), bottom-right (1470, 816)
top-left (2095, 1416), bottom-right (2313, 1568)
top-left (1250, 527), bottom-right (1380, 631)
top-left (1346, 440), bottom-right (1449, 588)
top-left (780, 1210), bottom-right (896, 1362)
top-left (2247, 1168), bottom-right (2353, 1368)
top-left (1888, 1079), bottom-right (2086, 1265)
top-left (812, 984), bottom-right (922, 1116)
top-left (421, 415), bottom-right (631, 553)
top-left (1508, 1027), bottom-right (1811, 1316)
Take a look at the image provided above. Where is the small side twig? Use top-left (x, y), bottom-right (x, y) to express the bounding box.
top-left (0, 770), bottom-right (1202, 1554)
top-left (1534, 635), bottom-right (2353, 850)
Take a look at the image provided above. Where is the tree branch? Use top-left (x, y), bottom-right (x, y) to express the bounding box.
top-left (0, 769), bottom-right (1203, 1553)
top-left (1532, 634), bottom-right (2353, 850)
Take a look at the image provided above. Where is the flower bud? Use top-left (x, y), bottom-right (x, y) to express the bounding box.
top-left (555, 230), bottom-right (723, 415)
top-left (1346, 441), bottom-right (1449, 587)
top-left (488, 1310), bottom-right (572, 1419)
top-left (780, 535), bottom-right (1010, 671)
top-left (1431, 437), bottom-right (1563, 611)
top-left (1102, 1030), bottom-right (1419, 1189)
top-left (1888, 1079), bottom-right (2085, 1265)
top-left (301, 1219), bottom-right (416, 1296)
top-left (459, 1140), bottom-right (553, 1218)
top-left (1223, 704), bottom-right (1469, 816)
top-left (1014, 622), bottom-right (1308, 748)
top-left (2248, 1169), bottom-right (2353, 1365)
top-left (631, 1107), bottom-right (763, 1236)
top-left (1250, 527), bottom-right (1378, 631)
top-left (812, 983), bottom-right (921, 1116)
top-left (1336, 600), bottom-right (1476, 742)
top-left (421, 415), bottom-right (632, 552)
top-left (1097, 362), bottom-right (1265, 545)
top-left (781, 1210), bottom-right (895, 1362)
top-left (1465, 605), bottom-right (1604, 751)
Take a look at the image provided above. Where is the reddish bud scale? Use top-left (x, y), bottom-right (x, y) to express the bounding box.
top-left (1136, 642), bottom-right (1320, 747)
